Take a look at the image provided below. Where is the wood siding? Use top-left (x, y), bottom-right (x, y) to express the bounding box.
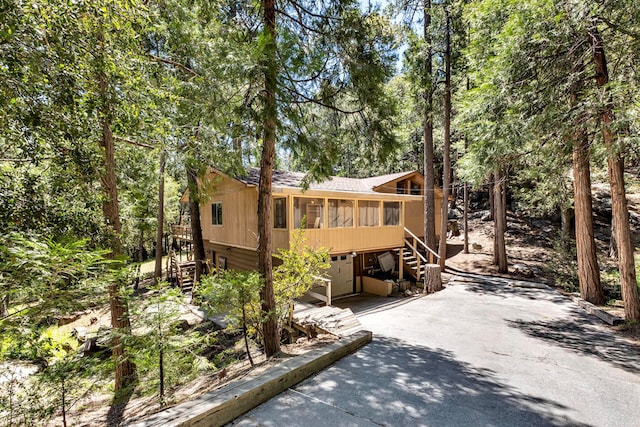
top-left (302, 226), bottom-right (404, 254)
top-left (201, 176), bottom-right (259, 249)
top-left (206, 242), bottom-right (258, 272)
top-left (273, 229), bottom-right (290, 252)
top-left (404, 200), bottom-right (442, 239)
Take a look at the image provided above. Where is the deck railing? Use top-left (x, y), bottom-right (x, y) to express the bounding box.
top-left (171, 224), bottom-right (192, 241)
top-left (400, 227), bottom-right (441, 280)
top-left (404, 227), bottom-right (440, 264)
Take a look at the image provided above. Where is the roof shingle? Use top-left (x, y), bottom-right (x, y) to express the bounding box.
top-left (237, 168), bottom-right (418, 194)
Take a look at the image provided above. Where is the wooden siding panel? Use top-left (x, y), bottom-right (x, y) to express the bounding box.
top-left (301, 226), bottom-right (404, 254)
top-left (207, 242), bottom-right (258, 272)
top-left (404, 199), bottom-right (442, 240)
top-left (273, 229), bottom-right (290, 252)
top-left (201, 179), bottom-right (259, 249)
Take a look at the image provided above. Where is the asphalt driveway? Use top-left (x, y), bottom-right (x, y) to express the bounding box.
top-left (231, 274), bottom-right (640, 426)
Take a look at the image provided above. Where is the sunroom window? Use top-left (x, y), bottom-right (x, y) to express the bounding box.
top-left (383, 201), bottom-right (401, 226)
top-left (274, 197), bottom-right (287, 229)
top-left (294, 197), bottom-right (324, 229)
top-left (358, 200), bottom-right (380, 227)
top-left (328, 199), bottom-right (354, 228)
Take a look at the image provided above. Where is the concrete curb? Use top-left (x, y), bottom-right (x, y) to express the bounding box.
top-left (128, 330), bottom-right (373, 427)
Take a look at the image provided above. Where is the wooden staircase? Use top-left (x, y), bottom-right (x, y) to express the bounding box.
top-left (169, 251), bottom-right (196, 297)
top-left (397, 246), bottom-right (427, 280)
top-left (397, 228), bottom-right (441, 281)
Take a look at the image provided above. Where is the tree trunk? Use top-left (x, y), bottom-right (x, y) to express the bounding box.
top-left (463, 181), bottom-right (469, 254)
top-left (592, 25), bottom-right (640, 319)
top-left (607, 153), bottom-right (640, 318)
top-left (609, 213), bottom-right (617, 260)
top-left (98, 103), bottom-right (136, 391)
top-left (1, 295), bottom-right (8, 317)
top-left (154, 151), bottom-right (166, 282)
top-left (425, 264), bottom-right (442, 294)
top-left (438, 9), bottom-right (451, 271)
top-left (560, 206), bottom-right (574, 247)
top-left (186, 167), bottom-right (206, 283)
top-left (572, 134), bottom-right (605, 304)
top-left (137, 230), bottom-right (144, 262)
top-left (488, 177), bottom-right (495, 221)
top-left (493, 171), bottom-right (508, 273)
top-left (258, 0), bottom-right (280, 357)
top-left (569, 48), bottom-right (605, 306)
top-left (423, 0), bottom-right (436, 254)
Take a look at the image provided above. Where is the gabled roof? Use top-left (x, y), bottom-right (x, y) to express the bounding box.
top-left (236, 168), bottom-right (421, 194)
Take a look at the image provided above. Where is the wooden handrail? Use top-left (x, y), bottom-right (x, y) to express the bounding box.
top-left (404, 238), bottom-right (428, 263)
top-left (404, 227), bottom-right (440, 260)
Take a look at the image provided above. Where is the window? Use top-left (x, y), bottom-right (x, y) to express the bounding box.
top-left (274, 197), bottom-right (287, 229)
top-left (410, 182), bottom-right (421, 195)
top-left (358, 201), bottom-right (380, 227)
top-left (294, 197), bottom-right (325, 229)
top-left (328, 199), bottom-right (354, 228)
top-left (383, 201), bottom-right (401, 226)
top-left (211, 202), bottom-right (222, 226)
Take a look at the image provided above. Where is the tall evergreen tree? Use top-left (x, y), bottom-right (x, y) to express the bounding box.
top-left (253, 0), bottom-right (397, 355)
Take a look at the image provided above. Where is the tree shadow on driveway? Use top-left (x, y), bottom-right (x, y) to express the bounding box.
top-left (242, 337), bottom-right (591, 427)
top-left (507, 318), bottom-right (640, 375)
top-left (449, 273), bottom-right (570, 304)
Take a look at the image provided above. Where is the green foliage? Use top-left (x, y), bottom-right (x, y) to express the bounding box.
top-left (0, 233), bottom-right (111, 334)
top-left (458, 0), bottom-right (640, 211)
top-left (200, 270), bottom-right (263, 338)
top-left (273, 230), bottom-right (330, 318)
top-left (200, 230), bottom-right (330, 348)
top-left (0, 351), bottom-right (113, 427)
top-left (129, 281), bottom-right (214, 404)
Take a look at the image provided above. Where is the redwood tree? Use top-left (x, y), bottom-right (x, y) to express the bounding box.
top-left (591, 24), bottom-right (640, 320)
top-left (253, 0), bottom-right (396, 356)
top-left (97, 78), bottom-right (137, 391)
top-left (570, 53), bottom-right (605, 305)
top-left (438, 6), bottom-right (452, 272)
top-left (257, 0), bottom-right (280, 357)
top-left (423, 0), bottom-right (437, 254)
top-left (492, 170), bottom-right (508, 273)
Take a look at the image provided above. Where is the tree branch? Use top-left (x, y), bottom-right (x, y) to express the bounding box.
top-left (598, 16), bottom-right (640, 39)
top-left (282, 85), bottom-right (363, 114)
top-left (286, 0), bottom-right (343, 21)
top-left (147, 54), bottom-right (200, 77)
top-left (114, 135), bottom-right (155, 150)
top-left (275, 8), bottom-right (328, 35)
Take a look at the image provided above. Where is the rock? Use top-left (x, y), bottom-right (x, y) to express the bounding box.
top-left (404, 289), bottom-right (413, 296)
top-left (57, 313), bottom-right (81, 326)
top-left (447, 220), bottom-right (460, 237)
top-left (513, 264), bottom-right (535, 278)
top-left (72, 327), bottom-right (88, 341)
top-left (472, 242), bottom-right (483, 251)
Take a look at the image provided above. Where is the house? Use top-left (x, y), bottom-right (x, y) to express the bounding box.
top-left (191, 167), bottom-right (443, 299)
